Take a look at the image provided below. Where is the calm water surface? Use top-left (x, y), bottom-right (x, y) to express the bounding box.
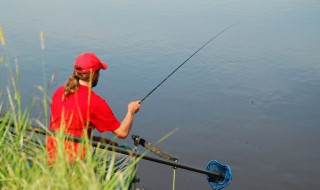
top-left (1, 0), bottom-right (320, 189)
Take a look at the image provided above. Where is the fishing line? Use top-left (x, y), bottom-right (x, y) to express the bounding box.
top-left (140, 23), bottom-right (238, 103)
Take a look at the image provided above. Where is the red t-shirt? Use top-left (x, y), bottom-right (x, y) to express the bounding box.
top-left (46, 85), bottom-right (120, 163)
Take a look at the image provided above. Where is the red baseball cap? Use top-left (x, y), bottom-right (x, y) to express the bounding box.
top-left (74, 52), bottom-right (107, 73)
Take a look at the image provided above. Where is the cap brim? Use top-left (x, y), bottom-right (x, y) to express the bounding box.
top-left (101, 61), bottom-right (107, 70)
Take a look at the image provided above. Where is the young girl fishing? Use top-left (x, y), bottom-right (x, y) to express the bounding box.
top-left (46, 52), bottom-right (141, 164)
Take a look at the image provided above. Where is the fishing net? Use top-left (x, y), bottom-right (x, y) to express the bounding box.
top-left (206, 160), bottom-right (232, 190)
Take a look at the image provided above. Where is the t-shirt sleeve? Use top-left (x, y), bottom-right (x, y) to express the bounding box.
top-left (90, 97), bottom-right (121, 132)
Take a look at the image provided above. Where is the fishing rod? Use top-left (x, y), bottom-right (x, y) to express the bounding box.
top-left (0, 118), bottom-right (119, 146)
top-left (140, 23), bottom-right (238, 103)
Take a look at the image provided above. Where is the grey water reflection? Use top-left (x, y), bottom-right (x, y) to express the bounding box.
top-left (1, 0), bottom-right (320, 189)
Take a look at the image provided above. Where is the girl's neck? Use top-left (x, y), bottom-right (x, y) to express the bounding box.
top-left (79, 80), bottom-right (89, 87)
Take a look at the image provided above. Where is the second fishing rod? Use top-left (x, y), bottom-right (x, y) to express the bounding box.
top-left (140, 23), bottom-right (238, 103)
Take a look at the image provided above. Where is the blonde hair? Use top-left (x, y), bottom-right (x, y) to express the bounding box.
top-left (63, 70), bottom-right (91, 101)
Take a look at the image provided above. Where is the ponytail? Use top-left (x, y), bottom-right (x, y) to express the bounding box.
top-left (63, 68), bottom-right (96, 101)
top-left (63, 72), bottom-right (80, 101)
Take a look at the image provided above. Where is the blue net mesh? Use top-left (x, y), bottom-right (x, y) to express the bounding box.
top-left (206, 160), bottom-right (232, 190)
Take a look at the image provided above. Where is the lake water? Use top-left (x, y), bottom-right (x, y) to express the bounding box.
top-left (1, 0), bottom-right (320, 189)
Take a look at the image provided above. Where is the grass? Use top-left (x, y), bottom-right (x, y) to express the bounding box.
top-left (0, 125), bottom-right (138, 189)
top-left (0, 26), bottom-right (139, 190)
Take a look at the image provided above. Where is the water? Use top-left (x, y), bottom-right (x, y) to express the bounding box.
top-left (1, 0), bottom-right (320, 189)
